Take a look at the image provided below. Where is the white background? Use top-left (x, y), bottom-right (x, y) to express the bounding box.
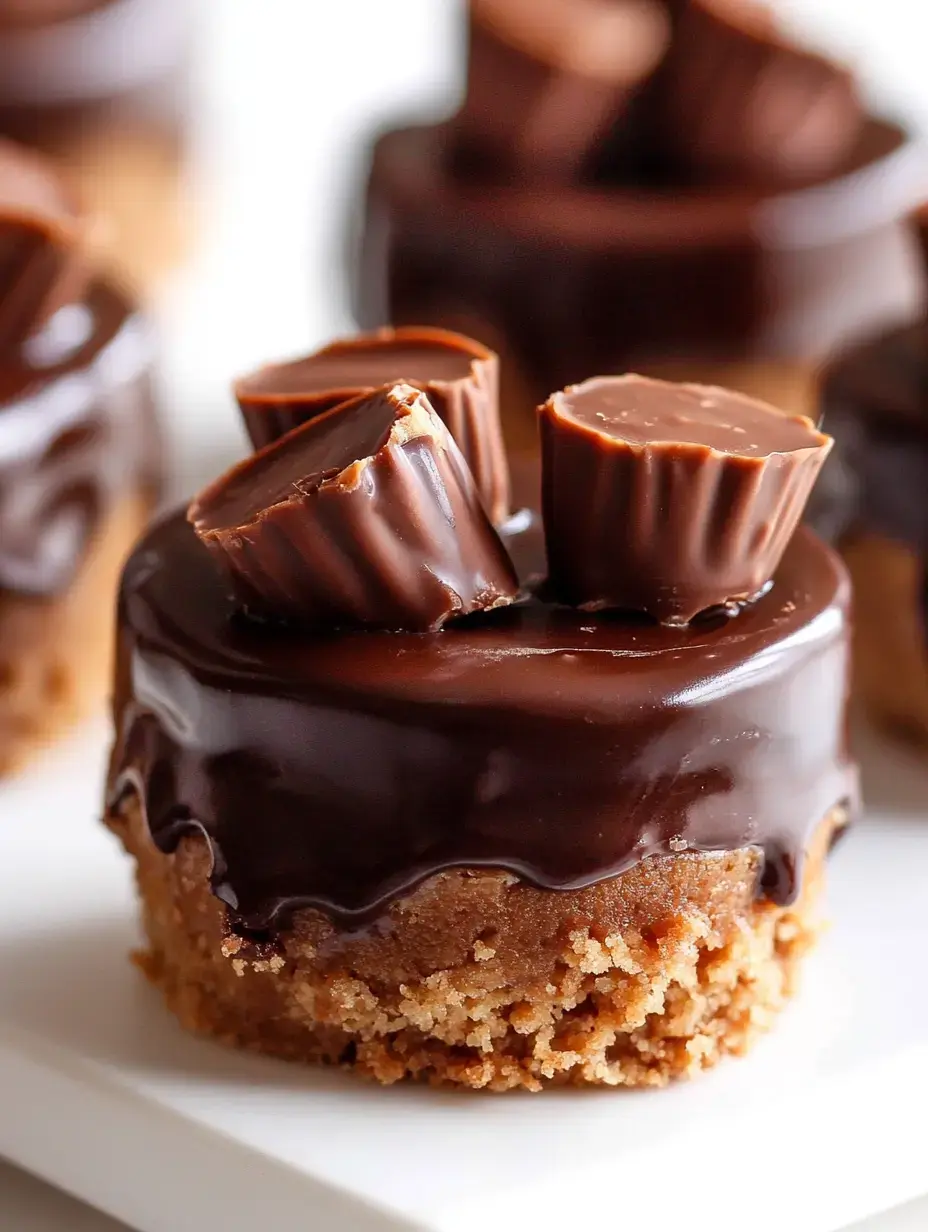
top-left (3, 0), bottom-right (928, 1227)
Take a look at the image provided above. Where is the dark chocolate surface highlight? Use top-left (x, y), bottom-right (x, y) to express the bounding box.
top-left (109, 507), bottom-right (855, 932)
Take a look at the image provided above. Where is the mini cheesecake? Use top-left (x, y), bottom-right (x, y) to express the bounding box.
top-left (105, 345), bottom-right (854, 1090)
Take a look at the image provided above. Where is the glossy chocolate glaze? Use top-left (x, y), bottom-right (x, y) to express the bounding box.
top-left (815, 321), bottom-right (928, 550)
top-left (355, 121), bottom-right (925, 405)
top-left (109, 505), bottom-right (855, 931)
top-left (0, 279), bottom-right (157, 595)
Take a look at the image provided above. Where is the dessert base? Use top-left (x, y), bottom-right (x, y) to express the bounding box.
top-left (0, 494), bottom-right (148, 776)
top-left (108, 795), bottom-right (844, 1092)
top-left (842, 534), bottom-right (928, 746)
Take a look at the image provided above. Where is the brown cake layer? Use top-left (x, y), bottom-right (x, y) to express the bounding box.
top-left (0, 493), bottom-right (148, 774)
top-left (109, 793), bottom-right (844, 1090)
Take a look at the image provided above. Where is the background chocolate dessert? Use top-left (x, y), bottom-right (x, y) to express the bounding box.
top-left (0, 137), bottom-right (159, 772)
top-left (352, 0), bottom-right (928, 454)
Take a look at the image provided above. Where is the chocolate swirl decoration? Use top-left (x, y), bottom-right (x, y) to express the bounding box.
top-left (0, 280), bottom-right (157, 595)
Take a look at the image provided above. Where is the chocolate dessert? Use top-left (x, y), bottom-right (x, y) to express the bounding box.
top-left (106, 337), bottom-right (854, 1090)
top-left (353, 0), bottom-right (926, 452)
top-left (813, 321), bottom-right (928, 744)
top-left (0, 0), bottom-right (194, 292)
top-left (0, 137), bottom-right (159, 772)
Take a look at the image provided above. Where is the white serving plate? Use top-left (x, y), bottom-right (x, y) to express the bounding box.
top-left (0, 715), bottom-right (925, 1232)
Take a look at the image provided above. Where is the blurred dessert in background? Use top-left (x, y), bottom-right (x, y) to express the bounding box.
top-left (0, 0), bottom-right (195, 295)
top-left (0, 136), bottom-right (160, 773)
top-left (811, 237), bottom-right (928, 745)
top-left (353, 0), bottom-right (927, 455)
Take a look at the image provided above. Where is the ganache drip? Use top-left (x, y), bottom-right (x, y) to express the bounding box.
top-left (108, 507), bottom-right (856, 932)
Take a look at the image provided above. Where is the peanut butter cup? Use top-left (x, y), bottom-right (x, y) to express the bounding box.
top-left (107, 344), bottom-right (854, 1091)
top-left (0, 137), bottom-right (90, 353)
top-left (191, 383), bottom-right (517, 632)
top-left (541, 374), bottom-right (831, 622)
top-left (661, 0), bottom-right (862, 185)
top-left (236, 326), bottom-right (510, 523)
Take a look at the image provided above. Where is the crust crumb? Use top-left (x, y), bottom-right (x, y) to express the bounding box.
top-left (108, 795), bottom-right (842, 1091)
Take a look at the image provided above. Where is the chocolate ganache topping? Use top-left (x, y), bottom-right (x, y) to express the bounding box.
top-left (109, 352), bottom-right (854, 930)
top-left (109, 512), bottom-right (853, 931)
